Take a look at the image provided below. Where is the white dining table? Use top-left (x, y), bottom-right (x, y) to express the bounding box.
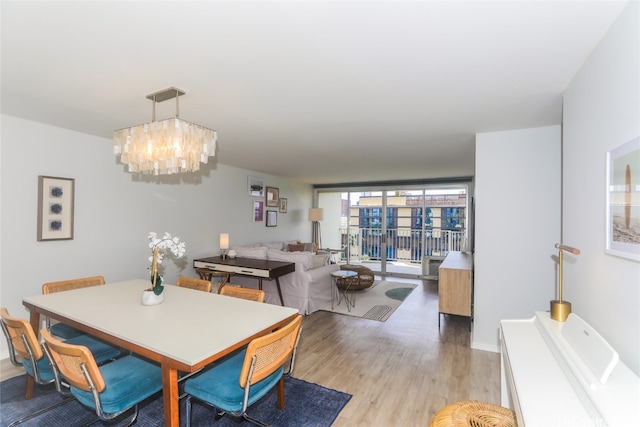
top-left (22, 279), bottom-right (299, 427)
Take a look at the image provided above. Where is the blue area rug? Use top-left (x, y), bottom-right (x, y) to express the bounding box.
top-left (0, 375), bottom-right (351, 427)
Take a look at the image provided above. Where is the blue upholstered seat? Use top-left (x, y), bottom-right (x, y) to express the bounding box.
top-left (66, 334), bottom-right (122, 364)
top-left (50, 322), bottom-right (86, 339)
top-left (42, 329), bottom-right (163, 427)
top-left (70, 355), bottom-right (163, 415)
top-left (184, 350), bottom-right (284, 413)
top-left (183, 315), bottom-right (303, 427)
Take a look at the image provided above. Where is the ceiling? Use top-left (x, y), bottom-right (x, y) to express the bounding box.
top-left (1, 1), bottom-right (629, 184)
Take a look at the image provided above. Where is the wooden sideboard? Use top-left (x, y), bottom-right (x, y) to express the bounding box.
top-left (437, 251), bottom-right (473, 326)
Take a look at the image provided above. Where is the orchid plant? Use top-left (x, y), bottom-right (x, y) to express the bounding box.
top-left (148, 232), bottom-right (186, 295)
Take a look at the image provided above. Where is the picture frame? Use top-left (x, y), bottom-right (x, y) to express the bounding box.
top-left (605, 136), bottom-right (640, 261)
top-left (266, 186), bottom-right (279, 207)
top-left (279, 197), bottom-right (288, 213)
top-left (37, 175), bottom-right (75, 241)
top-left (253, 200), bottom-right (264, 222)
top-left (248, 176), bottom-right (264, 197)
top-left (266, 210), bottom-right (278, 227)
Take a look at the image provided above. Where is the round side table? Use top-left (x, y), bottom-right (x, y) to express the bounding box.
top-left (331, 270), bottom-right (358, 311)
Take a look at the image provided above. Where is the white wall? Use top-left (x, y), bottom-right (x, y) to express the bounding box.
top-left (562, 2), bottom-right (640, 375)
top-left (473, 126), bottom-right (561, 352)
top-left (0, 115), bottom-right (313, 359)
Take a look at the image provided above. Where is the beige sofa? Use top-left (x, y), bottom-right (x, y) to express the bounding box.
top-left (228, 241), bottom-right (339, 315)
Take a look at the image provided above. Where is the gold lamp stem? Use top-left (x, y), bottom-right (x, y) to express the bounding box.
top-left (550, 243), bottom-right (580, 322)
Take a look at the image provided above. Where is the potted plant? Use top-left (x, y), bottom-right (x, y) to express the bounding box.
top-left (142, 232), bottom-right (186, 305)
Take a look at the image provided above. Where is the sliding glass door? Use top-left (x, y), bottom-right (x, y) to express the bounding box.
top-left (316, 183), bottom-right (469, 280)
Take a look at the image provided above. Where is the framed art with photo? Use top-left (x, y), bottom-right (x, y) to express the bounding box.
top-left (248, 176), bottom-right (264, 197)
top-left (279, 198), bottom-right (288, 213)
top-left (37, 175), bottom-right (75, 241)
top-left (266, 210), bottom-right (277, 227)
top-left (605, 136), bottom-right (640, 261)
top-left (266, 186), bottom-right (279, 207)
top-left (253, 200), bottom-right (264, 222)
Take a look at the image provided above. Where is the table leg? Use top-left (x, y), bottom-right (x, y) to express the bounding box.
top-left (274, 278), bottom-right (285, 306)
top-left (25, 310), bottom-right (42, 399)
top-left (161, 365), bottom-right (179, 427)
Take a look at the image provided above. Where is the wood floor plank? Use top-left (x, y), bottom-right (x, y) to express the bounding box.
top-left (295, 278), bottom-right (501, 426)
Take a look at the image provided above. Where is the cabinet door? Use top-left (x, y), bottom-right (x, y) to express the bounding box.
top-left (438, 268), bottom-right (471, 316)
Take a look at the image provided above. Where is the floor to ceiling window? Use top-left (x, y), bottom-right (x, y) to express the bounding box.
top-left (315, 181), bottom-right (471, 280)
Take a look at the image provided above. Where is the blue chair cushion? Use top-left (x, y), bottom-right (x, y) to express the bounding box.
top-left (50, 323), bottom-right (86, 340)
top-left (70, 355), bottom-right (162, 416)
top-left (66, 335), bottom-right (122, 365)
top-left (184, 350), bottom-right (284, 413)
top-left (22, 354), bottom-right (54, 382)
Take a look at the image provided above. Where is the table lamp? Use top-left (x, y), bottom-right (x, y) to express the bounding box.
top-left (220, 233), bottom-right (229, 259)
top-left (550, 243), bottom-right (580, 322)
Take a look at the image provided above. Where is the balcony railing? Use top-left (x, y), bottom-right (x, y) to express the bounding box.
top-left (338, 227), bottom-right (466, 264)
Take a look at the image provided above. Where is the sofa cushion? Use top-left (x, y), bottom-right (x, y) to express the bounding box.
top-left (287, 243), bottom-right (305, 252)
top-left (262, 241), bottom-right (285, 250)
top-left (267, 249), bottom-right (313, 271)
top-left (233, 246), bottom-right (268, 259)
top-left (312, 254), bottom-right (330, 268)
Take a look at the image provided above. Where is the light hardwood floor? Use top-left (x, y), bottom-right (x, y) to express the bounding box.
top-left (0, 278), bottom-right (501, 426)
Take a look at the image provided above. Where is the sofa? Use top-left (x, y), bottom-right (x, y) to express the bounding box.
top-left (228, 241), bottom-right (339, 315)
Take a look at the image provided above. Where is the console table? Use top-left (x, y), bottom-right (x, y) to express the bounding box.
top-left (437, 251), bottom-right (473, 326)
top-left (193, 256), bottom-right (295, 306)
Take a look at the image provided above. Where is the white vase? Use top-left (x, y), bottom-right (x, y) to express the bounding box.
top-left (141, 290), bottom-right (164, 306)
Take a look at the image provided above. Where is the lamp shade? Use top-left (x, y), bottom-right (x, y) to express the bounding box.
top-left (219, 233), bottom-right (229, 249)
top-left (308, 208), bottom-right (323, 222)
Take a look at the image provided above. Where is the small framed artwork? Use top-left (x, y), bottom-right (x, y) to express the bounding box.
top-left (266, 210), bottom-right (278, 227)
top-left (279, 198), bottom-right (288, 213)
top-left (253, 200), bottom-right (264, 222)
top-left (606, 136), bottom-right (640, 261)
top-left (37, 175), bottom-right (75, 241)
top-left (266, 186), bottom-right (279, 207)
top-left (248, 176), bottom-right (264, 197)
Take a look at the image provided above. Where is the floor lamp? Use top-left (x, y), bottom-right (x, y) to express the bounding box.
top-left (309, 208), bottom-right (323, 251)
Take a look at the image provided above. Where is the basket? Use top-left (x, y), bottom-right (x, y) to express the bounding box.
top-left (429, 401), bottom-right (516, 427)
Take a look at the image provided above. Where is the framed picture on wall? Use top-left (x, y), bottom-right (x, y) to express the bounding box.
top-left (266, 186), bottom-right (279, 207)
top-left (279, 198), bottom-right (288, 213)
top-left (266, 210), bottom-right (277, 227)
top-left (248, 176), bottom-right (264, 197)
top-left (37, 175), bottom-right (75, 241)
top-left (605, 136), bottom-right (640, 261)
top-left (253, 200), bottom-right (264, 222)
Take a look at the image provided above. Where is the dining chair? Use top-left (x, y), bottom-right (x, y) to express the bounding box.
top-left (176, 276), bottom-right (213, 293)
top-left (183, 314), bottom-right (303, 427)
top-left (1, 306), bottom-right (122, 371)
top-left (1, 307), bottom-right (120, 426)
top-left (1, 307), bottom-right (75, 427)
top-left (219, 286), bottom-right (265, 303)
top-left (42, 275), bottom-right (106, 339)
top-left (41, 328), bottom-right (163, 427)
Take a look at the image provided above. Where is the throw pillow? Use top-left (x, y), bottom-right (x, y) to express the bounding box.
top-left (288, 243), bottom-right (305, 252)
top-left (312, 254), bottom-right (330, 269)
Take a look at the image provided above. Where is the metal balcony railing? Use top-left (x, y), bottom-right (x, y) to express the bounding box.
top-left (337, 227), bottom-right (466, 264)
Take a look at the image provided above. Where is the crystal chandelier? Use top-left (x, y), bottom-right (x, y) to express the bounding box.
top-left (113, 87), bottom-right (217, 175)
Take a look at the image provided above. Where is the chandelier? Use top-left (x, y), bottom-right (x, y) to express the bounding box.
top-left (113, 87), bottom-right (217, 175)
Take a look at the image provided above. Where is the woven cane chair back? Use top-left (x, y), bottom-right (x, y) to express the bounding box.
top-left (176, 277), bottom-right (213, 293)
top-left (220, 286), bottom-right (265, 303)
top-left (240, 314), bottom-right (302, 387)
top-left (42, 276), bottom-right (105, 294)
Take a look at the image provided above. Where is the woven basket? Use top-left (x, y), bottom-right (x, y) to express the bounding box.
top-left (337, 264), bottom-right (375, 290)
top-left (429, 401), bottom-right (516, 427)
